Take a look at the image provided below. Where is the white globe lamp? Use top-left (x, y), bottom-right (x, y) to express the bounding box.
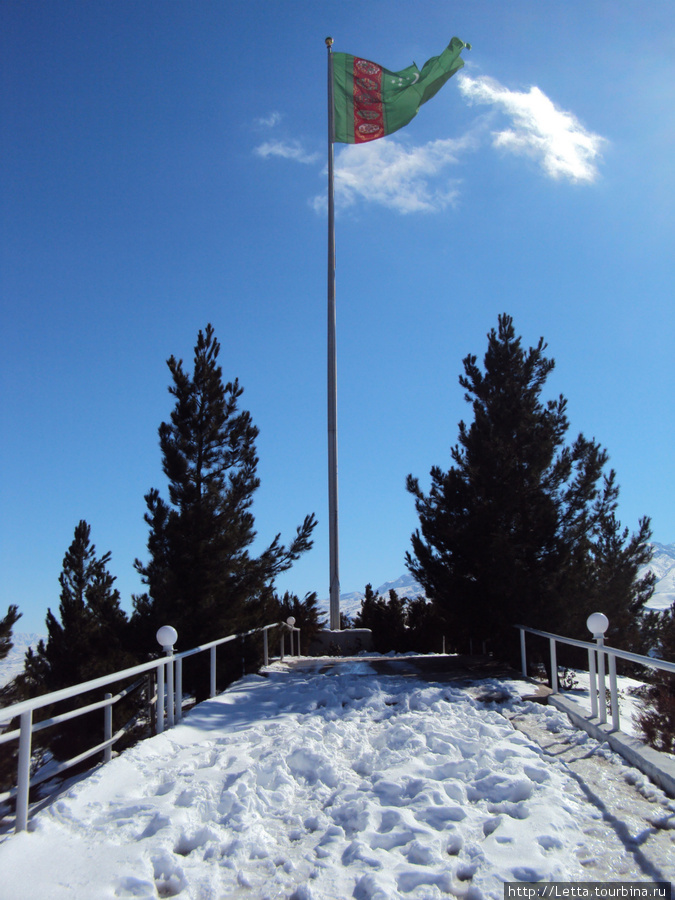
top-left (156, 625), bottom-right (178, 651)
top-left (586, 612), bottom-right (609, 638)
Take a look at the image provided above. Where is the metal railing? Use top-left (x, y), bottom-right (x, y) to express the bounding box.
top-left (516, 616), bottom-right (675, 733)
top-left (0, 619), bottom-right (300, 833)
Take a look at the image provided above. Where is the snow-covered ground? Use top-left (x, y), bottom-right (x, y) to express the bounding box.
top-left (1, 660), bottom-right (674, 899)
top-left (554, 668), bottom-right (650, 741)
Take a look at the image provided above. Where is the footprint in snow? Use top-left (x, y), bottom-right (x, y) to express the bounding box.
top-left (154, 781), bottom-right (175, 797)
top-left (173, 825), bottom-right (218, 856)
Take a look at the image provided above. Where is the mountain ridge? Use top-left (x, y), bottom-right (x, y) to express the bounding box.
top-left (323, 542), bottom-right (675, 621)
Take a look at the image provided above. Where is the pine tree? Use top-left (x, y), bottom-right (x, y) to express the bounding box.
top-left (576, 502), bottom-right (654, 649)
top-left (354, 586), bottom-right (407, 652)
top-left (132, 325), bottom-right (316, 695)
top-left (405, 595), bottom-right (444, 654)
top-left (21, 521), bottom-right (131, 759)
top-left (406, 314), bottom-right (652, 663)
top-left (0, 604), bottom-right (22, 712)
top-left (0, 606), bottom-right (21, 794)
top-left (274, 591), bottom-right (325, 652)
top-left (637, 605), bottom-right (675, 753)
top-left (0, 605), bottom-right (20, 665)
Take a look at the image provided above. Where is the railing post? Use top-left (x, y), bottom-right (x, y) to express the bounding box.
top-left (166, 655), bottom-right (175, 728)
top-left (586, 613), bottom-right (609, 725)
top-left (549, 638), bottom-right (558, 694)
top-left (297, 629), bottom-right (301, 657)
top-left (519, 628), bottom-right (527, 677)
top-left (588, 647), bottom-right (598, 719)
top-left (263, 628), bottom-right (269, 666)
top-left (596, 635), bottom-right (607, 725)
top-left (175, 657), bottom-right (183, 723)
top-left (15, 710), bottom-right (33, 833)
top-left (156, 662), bottom-right (165, 734)
top-left (147, 673), bottom-right (155, 734)
top-left (608, 653), bottom-right (620, 731)
top-left (104, 693), bottom-right (113, 763)
top-left (210, 646), bottom-right (217, 698)
top-left (280, 631), bottom-right (285, 661)
top-left (156, 626), bottom-right (177, 731)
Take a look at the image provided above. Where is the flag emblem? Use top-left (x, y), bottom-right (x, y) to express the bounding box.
top-left (332, 38), bottom-right (470, 144)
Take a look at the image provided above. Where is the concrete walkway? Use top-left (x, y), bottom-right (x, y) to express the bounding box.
top-left (283, 652), bottom-right (552, 700)
top-left (507, 707), bottom-right (675, 883)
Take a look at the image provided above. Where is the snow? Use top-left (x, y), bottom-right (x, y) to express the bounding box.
top-left (555, 669), bottom-right (651, 742)
top-left (1, 659), bottom-right (674, 898)
top-left (641, 542), bottom-right (675, 611)
top-left (0, 633), bottom-right (43, 689)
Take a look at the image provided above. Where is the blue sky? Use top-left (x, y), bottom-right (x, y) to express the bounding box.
top-left (2, 1), bottom-right (674, 635)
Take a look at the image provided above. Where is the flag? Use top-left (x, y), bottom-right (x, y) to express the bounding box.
top-left (331, 37), bottom-right (470, 144)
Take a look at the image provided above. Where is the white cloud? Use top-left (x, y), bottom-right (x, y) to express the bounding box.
top-left (255, 111), bottom-right (282, 128)
top-left (254, 140), bottom-right (319, 165)
top-left (257, 74), bottom-right (604, 215)
top-left (458, 74), bottom-right (605, 183)
top-left (312, 135), bottom-right (475, 215)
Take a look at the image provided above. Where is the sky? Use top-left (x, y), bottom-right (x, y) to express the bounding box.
top-left (1, 1), bottom-right (674, 635)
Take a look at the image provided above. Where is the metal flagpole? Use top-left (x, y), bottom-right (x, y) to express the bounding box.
top-left (326, 36), bottom-right (340, 631)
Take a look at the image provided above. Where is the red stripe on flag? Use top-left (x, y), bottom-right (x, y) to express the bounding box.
top-left (353, 58), bottom-right (384, 142)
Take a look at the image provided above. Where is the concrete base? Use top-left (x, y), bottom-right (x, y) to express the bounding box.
top-left (549, 693), bottom-right (675, 799)
top-left (307, 629), bottom-right (373, 656)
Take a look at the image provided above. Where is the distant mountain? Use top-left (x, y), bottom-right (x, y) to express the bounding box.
top-left (0, 632), bottom-right (43, 691)
top-left (322, 542), bottom-right (675, 625)
top-left (320, 574), bottom-right (425, 623)
top-left (641, 542), bottom-right (675, 611)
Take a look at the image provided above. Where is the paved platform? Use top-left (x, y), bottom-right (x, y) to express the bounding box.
top-left (280, 653), bottom-right (553, 702)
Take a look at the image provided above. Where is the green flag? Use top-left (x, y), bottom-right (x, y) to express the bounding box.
top-left (332, 37), bottom-right (470, 144)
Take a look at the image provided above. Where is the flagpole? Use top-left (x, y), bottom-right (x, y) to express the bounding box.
top-left (326, 36), bottom-right (340, 631)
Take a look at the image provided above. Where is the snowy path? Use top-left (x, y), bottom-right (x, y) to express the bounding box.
top-left (507, 709), bottom-right (675, 882)
top-left (0, 663), bottom-right (674, 899)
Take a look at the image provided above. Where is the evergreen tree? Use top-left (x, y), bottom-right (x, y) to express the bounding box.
top-left (637, 605), bottom-right (675, 753)
top-left (0, 605), bottom-right (20, 665)
top-left (274, 590), bottom-right (325, 652)
top-left (0, 608), bottom-right (22, 792)
top-left (21, 521), bottom-right (132, 759)
top-left (0, 605), bottom-right (22, 711)
top-left (354, 585), bottom-right (407, 653)
top-left (339, 611), bottom-right (353, 629)
top-left (575, 504), bottom-right (654, 649)
top-left (354, 586), bottom-right (443, 654)
top-left (132, 325), bottom-right (316, 695)
top-left (406, 315), bottom-right (652, 663)
top-left (0, 606), bottom-right (22, 794)
top-left (405, 595), bottom-right (444, 654)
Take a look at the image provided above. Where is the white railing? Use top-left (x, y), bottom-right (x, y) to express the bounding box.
top-left (0, 619), bottom-right (300, 833)
top-left (516, 615), bottom-right (675, 733)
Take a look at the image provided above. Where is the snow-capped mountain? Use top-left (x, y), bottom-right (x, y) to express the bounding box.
top-left (641, 542), bottom-right (675, 611)
top-left (322, 573), bottom-right (425, 622)
top-left (0, 632), bottom-right (43, 691)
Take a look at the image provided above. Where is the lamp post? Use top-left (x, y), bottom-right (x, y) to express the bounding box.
top-left (287, 617), bottom-right (296, 656)
top-left (156, 626), bottom-right (178, 730)
top-left (586, 612), bottom-right (608, 724)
